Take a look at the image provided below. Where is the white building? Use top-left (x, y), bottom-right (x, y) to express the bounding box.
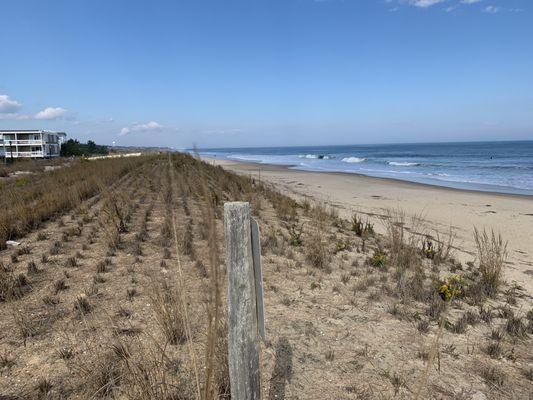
top-left (0, 130), bottom-right (67, 159)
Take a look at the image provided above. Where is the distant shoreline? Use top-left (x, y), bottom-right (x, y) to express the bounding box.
top-left (202, 154), bottom-right (533, 199)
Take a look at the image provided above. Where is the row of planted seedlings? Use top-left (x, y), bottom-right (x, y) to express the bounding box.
top-left (0, 158), bottom-right (163, 393)
top-left (0, 155), bottom-right (156, 250)
top-left (0, 156), bottom-right (158, 309)
top-left (61, 155), bottom-right (233, 398)
top-left (45, 159), bottom-right (169, 397)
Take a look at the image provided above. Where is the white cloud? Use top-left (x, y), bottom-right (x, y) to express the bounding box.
top-left (34, 107), bottom-right (68, 120)
top-left (0, 94), bottom-right (22, 113)
top-left (406, 0), bottom-right (445, 7)
top-left (461, 0), bottom-right (482, 4)
top-left (119, 121), bottom-right (163, 136)
top-left (483, 5), bottom-right (500, 13)
top-left (0, 100), bottom-right (68, 120)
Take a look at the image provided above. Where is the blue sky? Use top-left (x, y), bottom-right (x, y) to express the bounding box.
top-left (0, 0), bottom-right (532, 148)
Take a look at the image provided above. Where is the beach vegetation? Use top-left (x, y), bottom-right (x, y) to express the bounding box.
top-left (288, 224), bottom-right (303, 246)
top-left (368, 252), bottom-right (386, 268)
top-left (351, 213), bottom-right (374, 237)
top-left (335, 240), bottom-right (350, 253)
top-left (0, 262), bottom-right (29, 302)
top-left (437, 275), bottom-right (464, 301)
top-left (60, 139), bottom-right (109, 157)
top-left (480, 365), bottom-right (506, 388)
top-left (306, 227), bottom-right (330, 271)
top-left (473, 228), bottom-right (507, 298)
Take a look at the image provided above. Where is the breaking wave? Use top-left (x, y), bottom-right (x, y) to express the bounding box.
top-left (341, 157), bottom-right (366, 163)
top-left (387, 161), bottom-right (420, 166)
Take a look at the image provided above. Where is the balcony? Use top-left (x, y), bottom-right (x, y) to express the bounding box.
top-left (4, 151), bottom-right (45, 158)
top-left (3, 139), bottom-right (43, 145)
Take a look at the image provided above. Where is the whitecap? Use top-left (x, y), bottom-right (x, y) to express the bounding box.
top-left (387, 161), bottom-right (420, 167)
top-left (341, 157), bottom-right (366, 163)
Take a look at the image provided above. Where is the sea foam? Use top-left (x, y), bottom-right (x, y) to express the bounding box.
top-left (388, 161), bottom-right (420, 166)
top-left (342, 157), bottom-right (366, 163)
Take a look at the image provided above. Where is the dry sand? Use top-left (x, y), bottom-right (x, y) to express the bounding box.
top-left (204, 156), bottom-right (533, 296)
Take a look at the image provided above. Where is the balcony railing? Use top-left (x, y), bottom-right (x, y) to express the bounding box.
top-left (8, 151), bottom-right (45, 158)
top-left (2, 139), bottom-right (43, 145)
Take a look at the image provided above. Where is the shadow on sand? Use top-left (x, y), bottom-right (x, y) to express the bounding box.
top-left (268, 337), bottom-right (293, 400)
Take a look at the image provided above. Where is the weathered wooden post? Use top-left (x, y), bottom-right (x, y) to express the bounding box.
top-left (224, 202), bottom-right (261, 400)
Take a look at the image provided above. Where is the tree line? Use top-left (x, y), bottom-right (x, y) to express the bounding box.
top-left (60, 139), bottom-right (109, 157)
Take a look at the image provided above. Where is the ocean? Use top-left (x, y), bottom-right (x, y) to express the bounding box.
top-left (198, 141), bottom-right (533, 196)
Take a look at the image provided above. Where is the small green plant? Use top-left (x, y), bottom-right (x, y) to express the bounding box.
top-left (368, 252), bottom-right (386, 268)
top-left (288, 224), bottom-right (303, 246)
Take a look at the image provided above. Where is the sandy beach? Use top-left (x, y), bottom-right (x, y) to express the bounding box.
top-left (204, 156), bottom-right (533, 295)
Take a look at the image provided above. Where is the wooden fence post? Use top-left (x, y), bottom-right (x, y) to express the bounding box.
top-left (224, 202), bottom-right (261, 400)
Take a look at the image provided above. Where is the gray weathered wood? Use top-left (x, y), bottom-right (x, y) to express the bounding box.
top-left (224, 202), bottom-right (261, 400)
top-left (250, 217), bottom-right (266, 342)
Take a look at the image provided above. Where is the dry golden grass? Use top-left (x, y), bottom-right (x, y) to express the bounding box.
top-left (474, 227), bottom-right (508, 298)
top-left (0, 156), bottom-right (149, 249)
